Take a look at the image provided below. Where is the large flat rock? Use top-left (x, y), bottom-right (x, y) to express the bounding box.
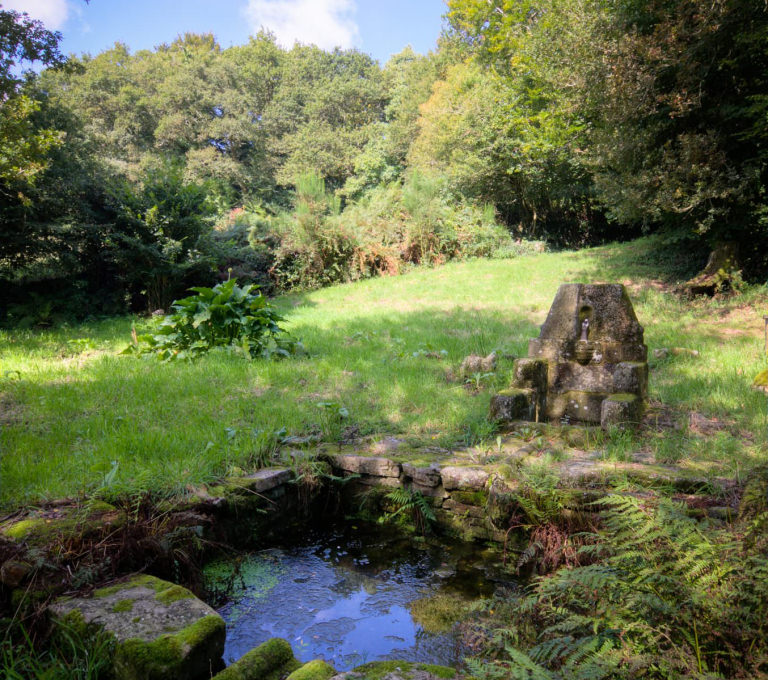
top-left (440, 466), bottom-right (490, 491)
top-left (330, 454), bottom-right (402, 478)
top-left (49, 574), bottom-right (225, 680)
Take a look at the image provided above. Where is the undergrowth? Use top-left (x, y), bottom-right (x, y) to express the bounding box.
top-left (467, 494), bottom-right (768, 679)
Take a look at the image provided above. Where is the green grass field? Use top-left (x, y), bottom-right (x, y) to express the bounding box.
top-left (1, 237), bottom-right (766, 510)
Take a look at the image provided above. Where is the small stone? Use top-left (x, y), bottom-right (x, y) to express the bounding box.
top-left (460, 352), bottom-right (497, 377)
top-left (0, 560), bottom-right (33, 588)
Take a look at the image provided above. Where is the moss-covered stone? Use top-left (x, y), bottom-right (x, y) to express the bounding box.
top-left (112, 599), bottom-right (135, 613)
top-left (154, 584), bottom-right (195, 605)
top-left (286, 659), bottom-right (336, 680)
top-left (0, 501), bottom-right (125, 547)
top-left (50, 574), bottom-right (225, 680)
top-left (352, 660), bottom-right (456, 679)
top-left (212, 638), bottom-right (300, 680)
top-left (753, 368), bottom-right (768, 393)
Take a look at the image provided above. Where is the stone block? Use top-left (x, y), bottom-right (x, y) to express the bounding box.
top-left (239, 468), bottom-right (292, 493)
top-left (440, 466), bottom-right (490, 491)
top-left (601, 394), bottom-right (643, 428)
top-left (49, 575), bottom-right (225, 680)
top-left (401, 462), bottom-right (441, 487)
top-left (490, 388), bottom-right (535, 422)
top-left (329, 455), bottom-right (401, 478)
top-left (548, 391), bottom-right (608, 423)
top-left (613, 361), bottom-right (648, 397)
top-left (513, 358), bottom-right (548, 391)
top-left (442, 499), bottom-right (485, 518)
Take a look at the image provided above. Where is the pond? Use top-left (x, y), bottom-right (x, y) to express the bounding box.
top-left (204, 519), bottom-right (513, 672)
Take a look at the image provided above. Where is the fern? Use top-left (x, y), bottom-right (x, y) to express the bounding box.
top-left (380, 487), bottom-right (435, 534)
top-left (467, 493), bottom-right (768, 679)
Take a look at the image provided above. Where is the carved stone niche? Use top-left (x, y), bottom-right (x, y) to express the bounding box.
top-left (490, 283), bottom-right (648, 428)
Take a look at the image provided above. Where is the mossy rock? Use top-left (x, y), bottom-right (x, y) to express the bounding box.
top-left (286, 659), bottom-right (336, 680)
top-left (49, 574), bottom-right (225, 680)
top-left (0, 501), bottom-right (125, 548)
top-left (212, 638), bottom-right (300, 680)
top-left (351, 660), bottom-right (457, 679)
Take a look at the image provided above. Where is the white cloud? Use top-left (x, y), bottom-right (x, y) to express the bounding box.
top-left (3, 0), bottom-right (70, 30)
top-left (245, 0), bottom-right (359, 51)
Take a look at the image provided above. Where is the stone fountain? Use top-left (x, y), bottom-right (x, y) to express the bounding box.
top-left (491, 283), bottom-right (648, 427)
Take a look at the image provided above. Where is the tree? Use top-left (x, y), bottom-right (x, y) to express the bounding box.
top-left (0, 7), bottom-right (66, 188)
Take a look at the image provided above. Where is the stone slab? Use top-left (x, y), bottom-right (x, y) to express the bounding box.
top-left (401, 463), bottom-right (441, 487)
top-left (330, 455), bottom-right (401, 478)
top-left (240, 468), bottom-right (292, 493)
top-left (440, 466), bottom-right (490, 491)
top-left (49, 575), bottom-right (225, 680)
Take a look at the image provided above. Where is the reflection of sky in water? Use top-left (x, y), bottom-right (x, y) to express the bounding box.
top-left (216, 530), bottom-right (485, 671)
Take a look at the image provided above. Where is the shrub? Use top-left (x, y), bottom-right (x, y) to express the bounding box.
top-left (126, 278), bottom-right (298, 361)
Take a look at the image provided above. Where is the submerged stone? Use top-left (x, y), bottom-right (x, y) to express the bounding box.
top-left (334, 660), bottom-right (458, 680)
top-left (49, 574), bottom-right (225, 680)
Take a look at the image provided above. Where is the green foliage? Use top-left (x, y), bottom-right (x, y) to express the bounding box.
top-left (469, 494), bottom-right (768, 679)
top-left (0, 616), bottom-right (114, 680)
top-left (127, 278), bottom-right (297, 361)
top-left (315, 401), bottom-right (349, 443)
top-left (380, 487), bottom-right (436, 534)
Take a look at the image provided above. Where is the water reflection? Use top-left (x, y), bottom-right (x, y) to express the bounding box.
top-left (208, 522), bottom-right (501, 671)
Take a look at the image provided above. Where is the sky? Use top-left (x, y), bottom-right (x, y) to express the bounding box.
top-left (3, 0), bottom-right (448, 64)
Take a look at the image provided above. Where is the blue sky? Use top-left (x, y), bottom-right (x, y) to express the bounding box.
top-left (3, 0), bottom-right (448, 64)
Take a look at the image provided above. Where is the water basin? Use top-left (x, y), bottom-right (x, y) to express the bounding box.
top-left (204, 520), bottom-right (510, 671)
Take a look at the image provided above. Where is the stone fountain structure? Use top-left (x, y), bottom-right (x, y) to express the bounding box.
top-left (491, 283), bottom-right (648, 427)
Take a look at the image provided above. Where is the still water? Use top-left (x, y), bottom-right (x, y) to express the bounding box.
top-left (205, 520), bottom-right (508, 671)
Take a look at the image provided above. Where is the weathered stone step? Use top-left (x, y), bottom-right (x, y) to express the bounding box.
top-left (49, 574), bottom-right (225, 680)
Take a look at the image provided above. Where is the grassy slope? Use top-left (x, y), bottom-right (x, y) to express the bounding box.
top-left (1, 237), bottom-right (766, 509)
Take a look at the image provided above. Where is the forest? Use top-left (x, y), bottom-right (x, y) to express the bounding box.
top-left (2, 2), bottom-right (768, 680)
top-left (2, 0), bottom-right (767, 321)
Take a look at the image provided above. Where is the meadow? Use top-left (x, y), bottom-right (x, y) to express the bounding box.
top-left (1, 236), bottom-right (766, 510)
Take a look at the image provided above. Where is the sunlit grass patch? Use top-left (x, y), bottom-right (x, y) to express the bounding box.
top-left (1, 236), bottom-right (767, 508)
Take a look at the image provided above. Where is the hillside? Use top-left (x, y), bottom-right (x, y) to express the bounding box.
top-left (1, 237), bottom-right (765, 509)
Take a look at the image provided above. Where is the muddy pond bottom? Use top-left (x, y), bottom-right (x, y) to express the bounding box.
top-left (205, 521), bottom-right (508, 671)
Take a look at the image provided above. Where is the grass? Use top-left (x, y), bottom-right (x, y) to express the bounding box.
top-left (1, 236), bottom-right (767, 510)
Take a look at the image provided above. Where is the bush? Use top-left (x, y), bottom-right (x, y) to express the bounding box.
top-left (126, 278), bottom-right (298, 361)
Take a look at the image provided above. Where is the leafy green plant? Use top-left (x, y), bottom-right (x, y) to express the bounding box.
top-left (465, 371), bottom-right (495, 391)
top-left (125, 278), bottom-right (298, 361)
top-left (380, 487), bottom-right (436, 534)
top-left (250, 427), bottom-right (286, 468)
